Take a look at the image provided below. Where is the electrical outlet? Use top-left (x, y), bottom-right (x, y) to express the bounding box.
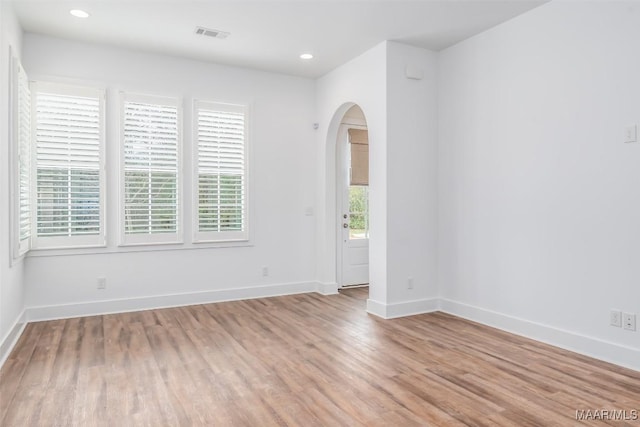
top-left (97, 277), bottom-right (106, 290)
top-left (623, 313), bottom-right (636, 331)
top-left (610, 310), bottom-right (622, 327)
top-left (262, 266), bottom-right (269, 277)
top-left (407, 276), bottom-right (414, 290)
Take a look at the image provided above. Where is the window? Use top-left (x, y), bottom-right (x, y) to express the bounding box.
top-left (32, 82), bottom-right (105, 249)
top-left (194, 101), bottom-right (248, 242)
top-left (348, 127), bottom-right (369, 240)
top-left (121, 94), bottom-right (181, 245)
top-left (11, 56), bottom-right (31, 257)
top-left (349, 186), bottom-right (369, 239)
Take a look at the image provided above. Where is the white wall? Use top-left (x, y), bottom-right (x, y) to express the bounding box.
top-left (385, 42), bottom-right (438, 307)
top-left (315, 42), bottom-right (388, 301)
top-left (22, 35), bottom-right (318, 317)
top-left (438, 1), bottom-right (640, 369)
top-left (5, 0), bottom-right (637, 371)
top-left (0, 2), bottom-right (26, 362)
top-left (316, 41), bottom-right (439, 317)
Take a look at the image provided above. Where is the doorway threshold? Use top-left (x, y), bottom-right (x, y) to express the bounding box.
top-left (339, 284), bottom-right (369, 289)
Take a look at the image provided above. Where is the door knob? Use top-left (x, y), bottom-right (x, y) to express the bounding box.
top-left (343, 223), bottom-right (349, 228)
top-left (343, 214), bottom-right (348, 219)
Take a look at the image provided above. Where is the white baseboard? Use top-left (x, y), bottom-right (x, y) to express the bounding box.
top-left (0, 310), bottom-right (26, 369)
top-left (316, 282), bottom-right (339, 295)
top-left (439, 298), bottom-right (640, 372)
top-left (26, 281), bottom-right (318, 322)
top-left (367, 297), bottom-right (439, 319)
top-left (12, 287), bottom-right (640, 373)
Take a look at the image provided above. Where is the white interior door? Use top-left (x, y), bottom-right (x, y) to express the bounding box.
top-left (338, 124), bottom-right (369, 287)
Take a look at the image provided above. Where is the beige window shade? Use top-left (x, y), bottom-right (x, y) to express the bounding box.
top-left (349, 128), bottom-right (369, 185)
top-left (349, 128), bottom-right (368, 146)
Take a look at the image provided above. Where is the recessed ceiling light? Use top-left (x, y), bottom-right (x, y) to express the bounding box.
top-left (300, 53), bottom-right (313, 60)
top-left (69, 9), bottom-right (90, 18)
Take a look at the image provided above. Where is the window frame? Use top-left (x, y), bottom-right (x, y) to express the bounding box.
top-left (119, 92), bottom-right (183, 246)
top-left (30, 81), bottom-right (107, 250)
top-left (192, 100), bottom-right (250, 243)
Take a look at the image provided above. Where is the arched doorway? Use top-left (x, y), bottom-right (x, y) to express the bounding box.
top-left (336, 105), bottom-right (369, 290)
top-left (321, 100), bottom-right (384, 311)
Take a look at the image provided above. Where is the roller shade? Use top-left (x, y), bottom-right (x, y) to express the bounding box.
top-left (349, 128), bottom-right (369, 186)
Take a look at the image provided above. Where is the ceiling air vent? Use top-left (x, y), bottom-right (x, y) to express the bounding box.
top-left (195, 26), bottom-right (230, 40)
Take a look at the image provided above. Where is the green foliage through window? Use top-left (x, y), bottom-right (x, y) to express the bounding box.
top-left (349, 186), bottom-right (369, 239)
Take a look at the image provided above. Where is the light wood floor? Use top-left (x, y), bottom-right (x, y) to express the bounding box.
top-left (1, 288), bottom-right (638, 426)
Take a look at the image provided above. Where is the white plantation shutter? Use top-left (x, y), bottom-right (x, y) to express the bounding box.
top-left (12, 59), bottom-right (31, 256)
top-left (194, 101), bottom-right (248, 242)
top-left (18, 70), bottom-right (31, 247)
top-left (122, 94), bottom-right (181, 244)
top-left (9, 54), bottom-right (32, 258)
top-left (33, 82), bottom-right (105, 248)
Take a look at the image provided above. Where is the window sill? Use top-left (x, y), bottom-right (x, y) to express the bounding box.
top-left (192, 238), bottom-right (250, 245)
top-left (25, 240), bottom-right (254, 258)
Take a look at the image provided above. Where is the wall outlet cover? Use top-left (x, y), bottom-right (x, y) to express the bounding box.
top-left (623, 313), bottom-right (636, 331)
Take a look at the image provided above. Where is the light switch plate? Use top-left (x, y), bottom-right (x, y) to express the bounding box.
top-left (625, 125), bottom-right (637, 143)
top-left (611, 310), bottom-right (622, 327)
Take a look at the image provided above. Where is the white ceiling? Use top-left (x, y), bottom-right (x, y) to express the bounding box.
top-left (10, 0), bottom-right (548, 78)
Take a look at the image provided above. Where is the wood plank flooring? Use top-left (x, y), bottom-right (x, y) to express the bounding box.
top-left (1, 288), bottom-right (638, 426)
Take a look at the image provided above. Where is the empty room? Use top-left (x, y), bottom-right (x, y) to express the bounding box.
top-left (0, 0), bottom-right (638, 425)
